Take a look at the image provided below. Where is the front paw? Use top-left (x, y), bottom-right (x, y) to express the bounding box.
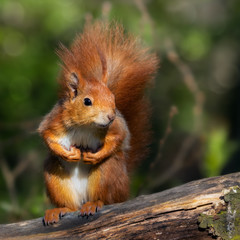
top-left (62, 147), bottom-right (81, 162)
top-left (83, 152), bottom-right (99, 164)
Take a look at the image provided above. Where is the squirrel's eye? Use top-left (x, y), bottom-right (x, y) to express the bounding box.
top-left (84, 98), bottom-right (92, 106)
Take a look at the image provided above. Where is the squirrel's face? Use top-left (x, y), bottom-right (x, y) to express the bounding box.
top-left (63, 72), bottom-right (116, 128)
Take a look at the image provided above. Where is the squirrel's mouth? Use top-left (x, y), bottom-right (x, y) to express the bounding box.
top-left (95, 119), bottom-right (114, 128)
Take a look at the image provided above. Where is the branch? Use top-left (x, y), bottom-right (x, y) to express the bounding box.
top-left (146, 135), bottom-right (199, 191)
top-left (165, 40), bottom-right (205, 132)
top-left (1, 172), bottom-right (240, 239)
top-left (0, 157), bottom-right (19, 210)
top-left (0, 150), bottom-right (34, 213)
top-left (138, 106), bottom-right (178, 194)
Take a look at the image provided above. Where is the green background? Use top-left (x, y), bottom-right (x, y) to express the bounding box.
top-left (0, 0), bottom-right (240, 223)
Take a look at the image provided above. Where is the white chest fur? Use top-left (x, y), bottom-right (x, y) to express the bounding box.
top-left (60, 160), bottom-right (90, 208)
top-left (58, 126), bottom-right (102, 152)
top-left (58, 127), bottom-right (102, 207)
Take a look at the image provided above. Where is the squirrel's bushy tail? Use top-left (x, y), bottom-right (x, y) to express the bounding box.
top-left (59, 22), bottom-right (159, 171)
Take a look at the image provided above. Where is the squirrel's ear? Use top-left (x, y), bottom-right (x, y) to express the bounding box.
top-left (97, 47), bottom-right (108, 84)
top-left (68, 72), bottom-right (79, 98)
top-left (70, 72), bottom-right (78, 87)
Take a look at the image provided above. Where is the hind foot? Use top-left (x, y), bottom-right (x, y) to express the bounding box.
top-left (43, 207), bottom-right (76, 225)
top-left (80, 200), bottom-right (103, 216)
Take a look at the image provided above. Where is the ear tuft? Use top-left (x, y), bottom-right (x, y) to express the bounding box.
top-left (69, 72), bottom-right (79, 98)
top-left (70, 72), bottom-right (79, 86)
top-left (97, 47), bottom-right (108, 84)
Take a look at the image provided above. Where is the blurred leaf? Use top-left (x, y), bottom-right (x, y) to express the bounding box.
top-left (203, 128), bottom-right (237, 177)
top-left (180, 30), bottom-right (211, 61)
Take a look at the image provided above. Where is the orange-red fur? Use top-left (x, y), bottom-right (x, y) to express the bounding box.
top-left (38, 21), bottom-right (159, 225)
top-left (59, 22), bottom-right (158, 169)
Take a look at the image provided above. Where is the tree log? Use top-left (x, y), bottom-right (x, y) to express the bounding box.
top-left (1, 172), bottom-right (240, 240)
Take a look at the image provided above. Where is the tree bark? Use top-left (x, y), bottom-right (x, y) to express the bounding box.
top-left (1, 172), bottom-right (240, 240)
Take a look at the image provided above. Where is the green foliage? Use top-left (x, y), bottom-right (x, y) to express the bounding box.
top-left (203, 128), bottom-right (237, 177)
top-left (180, 30), bottom-right (211, 61)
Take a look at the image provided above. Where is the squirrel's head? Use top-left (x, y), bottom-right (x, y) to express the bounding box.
top-left (62, 71), bottom-right (116, 129)
top-left (57, 42), bottom-right (116, 128)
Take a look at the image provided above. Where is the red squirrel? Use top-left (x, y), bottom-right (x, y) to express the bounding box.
top-left (38, 22), bottom-right (159, 225)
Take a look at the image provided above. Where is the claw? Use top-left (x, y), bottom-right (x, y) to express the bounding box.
top-left (79, 201), bottom-right (104, 217)
top-left (43, 207), bottom-right (76, 226)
